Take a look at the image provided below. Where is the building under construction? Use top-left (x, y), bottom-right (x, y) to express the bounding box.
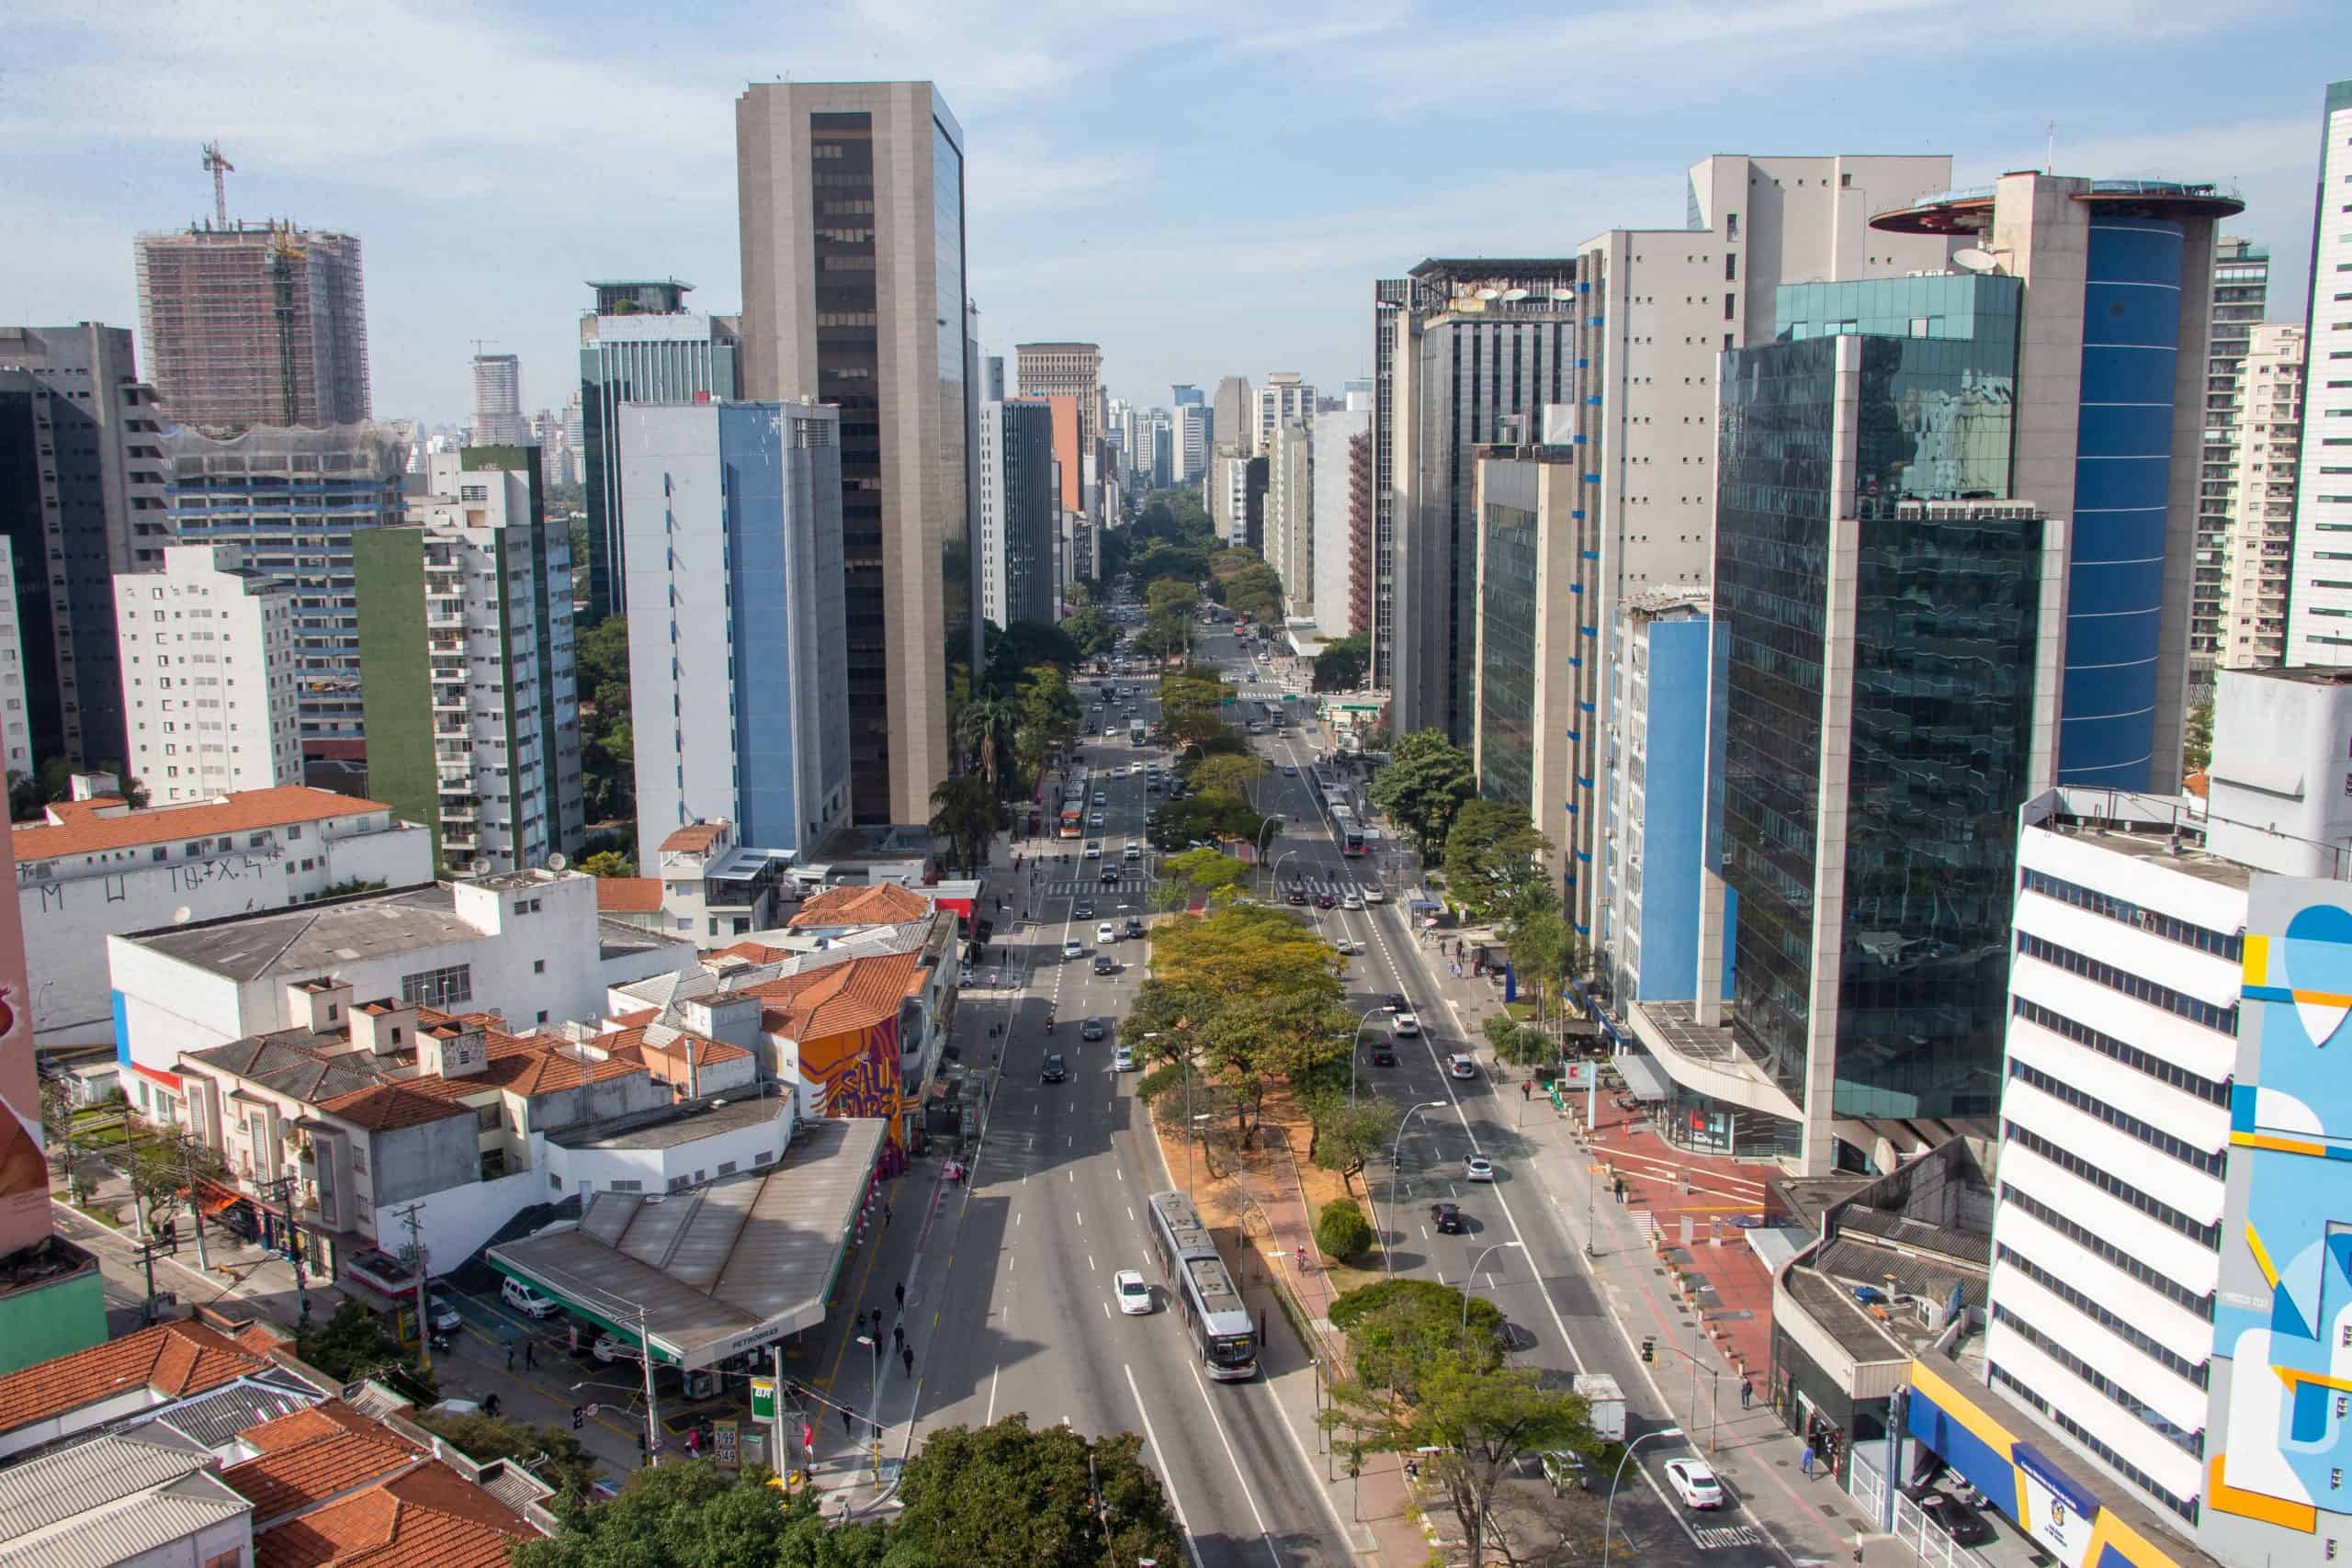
top-left (135, 220), bottom-right (371, 433)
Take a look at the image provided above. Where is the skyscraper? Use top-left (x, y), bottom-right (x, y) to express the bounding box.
top-left (577, 279), bottom-right (741, 622)
top-left (133, 221), bottom-right (368, 432)
top-left (2288, 79), bottom-right (2352, 667)
top-left (736, 81), bottom-right (973, 826)
top-left (2189, 236), bottom-right (2272, 672)
top-left (1254, 372), bottom-right (1314, 457)
top-left (1177, 404), bottom-right (1211, 483)
top-left (470, 353), bottom-right (526, 446)
top-left (1311, 406), bottom-right (1369, 637)
top-left (0, 324), bottom-right (167, 774)
top-left (1016, 343), bottom-right (1103, 452)
top-left (1211, 378), bottom-right (1253, 459)
top-left (976, 400), bottom-right (1057, 630)
top-left (620, 401), bottom-right (852, 865)
top-left (2216, 322), bottom-right (2303, 669)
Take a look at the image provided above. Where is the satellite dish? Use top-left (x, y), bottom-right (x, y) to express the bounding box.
top-left (1550, 288), bottom-right (1575, 299)
top-left (1475, 288), bottom-right (1503, 301)
top-left (1500, 288), bottom-right (1530, 301)
top-left (172, 906), bottom-right (192, 925)
top-left (1951, 247), bottom-right (1997, 275)
top-left (546, 852), bottom-right (569, 873)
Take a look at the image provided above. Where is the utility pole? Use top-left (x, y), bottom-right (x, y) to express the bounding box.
top-left (396, 1202), bottom-right (429, 1372)
top-left (175, 1132), bottom-right (211, 1272)
top-left (255, 1173), bottom-right (310, 1323)
top-left (122, 1110), bottom-right (148, 1241)
top-left (637, 1303), bottom-right (662, 1465)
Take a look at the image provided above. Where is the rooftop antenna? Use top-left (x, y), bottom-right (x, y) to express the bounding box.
top-left (201, 141), bottom-right (233, 228)
top-left (2045, 119), bottom-right (2055, 175)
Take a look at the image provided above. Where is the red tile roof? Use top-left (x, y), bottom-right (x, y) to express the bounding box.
top-left (750, 950), bottom-right (921, 1040)
top-left (713, 941), bottom-right (791, 964)
top-left (0, 1319), bottom-right (275, 1433)
top-left (225, 1405), bottom-right (420, 1517)
top-left (315, 1081), bottom-right (471, 1132)
top-left (597, 1025), bottom-right (754, 1093)
top-left (13, 786), bottom-right (393, 861)
top-left (252, 1457), bottom-right (537, 1568)
top-left (788, 882), bottom-right (931, 929)
top-left (594, 876), bottom-right (664, 913)
top-left (659, 823), bottom-right (725, 854)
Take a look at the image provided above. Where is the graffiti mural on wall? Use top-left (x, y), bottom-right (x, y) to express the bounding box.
top-left (801, 1020), bottom-right (902, 1141)
top-left (2207, 878), bottom-right (2352, 1561)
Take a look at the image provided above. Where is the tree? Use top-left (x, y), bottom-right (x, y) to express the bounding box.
top-left (1316, 1196), bottom-right (1374, 1261)
top-left (1306, 1090), bottom-right (1395, 1197)
top-left (1503, 908), bottom-right (1577, 1030)
top-left (1061, 605), bottom-right (1118, 660)
top-left (1015, 665), bottom-right (1082, 758)
top-left (1329, 1278), bottom-right (1506, 1394)
top-left (988, 619), bottom-right (1081, 682)
top-left (1222, 561), bottom-right (1285, 625)
top-left (1190, 751), bottom-right (1267, 803)
top-left (514, 1461), bottom-right (854, 1568)
top-left (414, 1408), bottom-right (601, 1498)
top-left (1484, 1013), bottom-right (1557, 1075)
top-left (573, 616), bottom-right (635, 825)
top-left (2184, 698), bottom-right (2214, 774)
top-left (297, 1300), bottom-right (428, 1389)
top-left (1313, 634), bottom-right (1370, 693)
top-left (1159, 846), bottom-right (1250, 902)
top-left (1367, 729), bottom-right (1476, 856)
top-left (883, 1415), bottom-right (1184, 1568)
top-left (928, 773), bottom-right (1000, 875)
top-left (1146, 579), bottom-right (1201, 617)
top-left (1328, 1351), bottom-right (1600, 1568)
top-left (1445, 800), bottom-right (1557, 922)
top-left (578, 850), bottom-right (635, 878)
top-left (125, 1119), bottom-right (226, 1235)
top-left (956, 692), bottom-right (1023, 800)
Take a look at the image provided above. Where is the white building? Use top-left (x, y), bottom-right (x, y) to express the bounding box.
top-left (2217, 321), bottom-right (2304, 670)
top-left (1311, 407), bottom-right (1368, 640)
top-left (16, 784), bottom-right (432, 1054)
top-left (1254, 372), bottom-right (1314, 457)
top-left (0, 545), bottom-right (31, 784)
top-left (1265, 415), bottom-right (1312, 617)
top-left (116, 544), bottom-right (303, 804)
top-left (1209, 446), bottom-right (1250, 547)
top-left (469, 353), bottom-right (526, 446)
top-left (2288, 80), bottom-right (2352, 665)
top-left (1177, 404), bottom-right (1211, 484)
top-left (648, 819), bottom-right (793, 946)
top-left (619, 401), bottom-right (852, 867)
top-left (107, 867), bottom-right (695, 1117)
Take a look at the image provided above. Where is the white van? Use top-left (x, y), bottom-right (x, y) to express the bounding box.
top-left (502, 1277), bottom-right (560, 1318)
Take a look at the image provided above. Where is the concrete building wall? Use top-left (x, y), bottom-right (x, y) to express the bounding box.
top-left (1602, 597), bottom-right (1724, 1006)
top-left (0, 547), bottom-right (33, 783)
top-left (134, 224), bottom-right (369, 430)
top-left (2289, 81), bottom-right (2352, 668)
top-left (117, 546), bottom-right (303, 805)
top-left (1212, 378), bottom-right (1253, 459)
top-left (1266, 416), bottom-right (1312, 616)
top-left (2217, 322), bottom-right (2303, 669)
top-left (1311, 409), bottom-right (1368, 637)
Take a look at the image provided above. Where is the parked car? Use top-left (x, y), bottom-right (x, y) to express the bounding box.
top-left (1918, 1494), bottom-right (1993, 1546)
top-left (502, 1278), bottom-right (560, 1318)
top-left (592, 1332), bottom-right (643, 1364)
top-left (1430, 1201), bottom-right (1464, 1235)
top-left (427, 1296), bottom-right (463, 1335)
top-left (1540, 1450), bottom-right (1589, 1496)
top-left (1664, 1458), bottom-right (1725, 1510)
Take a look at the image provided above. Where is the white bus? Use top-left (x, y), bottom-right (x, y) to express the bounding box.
top-left (1146, 1190), bottom-right (1258, 1380)
top-left (1130, 719), bottom-right (1148, 746)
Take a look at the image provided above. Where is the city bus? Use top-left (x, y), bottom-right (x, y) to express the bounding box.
top-left (1146, 1190), bottom-right (1258, 1381)
top-left (1130, 719), bottom-right (1148, 746)
top-left (1341, 825), bottom-right (1367, 857)
top-left (1059, 795), bottom-right (1085, 839)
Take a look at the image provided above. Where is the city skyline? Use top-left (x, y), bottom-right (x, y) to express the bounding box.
top-left (2, 0), bottom-right (2341, 424)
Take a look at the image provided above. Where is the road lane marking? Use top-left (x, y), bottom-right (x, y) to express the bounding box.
top-left (1125, 1364), bottom-right (1209, 1568)
top-left (1184, 1361), bottom-right (1281, 1564)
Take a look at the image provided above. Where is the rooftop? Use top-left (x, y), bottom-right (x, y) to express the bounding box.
top-left (787, 882), bottom-right (932, 929)
top-left (0, 1427), bottom-right (250, 1568)
top-left (545, 1091), bottom-right (787, 1153)
top-left (489, 1117), bottom-right (885, 1370)
top-left (659, 823), bottom-right (727, 854)
top-left (594, 877), bottom-right (663, 914)
top-left (1870, 175), bottom-right (2245, 234)
top-left (126, 884), bottom-right (476, 979)
top-left (0, 1319), bottom-right (287, 1439)
top-left (14, 786), bottom-right (393, 863)
top-left (752, 949), bottom-right (923, 1039)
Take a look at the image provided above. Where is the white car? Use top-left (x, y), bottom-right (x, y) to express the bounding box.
top-left (1362, 886), bottom-right (1386, 905)
top-left (1096, 922), bottom-right (1117, 945)
top-left (1114, 1044), bottom-right (1136, 1071)
top-left (501, 1277), bottom-right (560, 1318)
top-left (1448, 1053), bottom-right (1476, 1079)
top-left (1090, 812), bottom-right (1106, 828)
top-left (1664, 1458), bottom-right (1725, 1510)
top-left (1063, 939), bottom-right (1084, 960)
top-left (1084, 841), bottom-right (1102, 859)
top-left (592, 1332), bottom-right (643, 1364)
top-left (1093, 792), bottom-right (1108, 806)
top-left (1464, 1155), bottom-right (1496, 1182)
top-left (1393, 1012), bottom-right (1422, 1037)
top-left (1342, 893), bottom-right (1364, 910)
top-left (1333, 937), bottom-right (1363, 956)
top-left (1115, 1269), bottom-right (1154, 1314)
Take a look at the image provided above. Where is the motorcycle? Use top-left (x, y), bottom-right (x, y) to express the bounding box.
top-left (1045, 1015), bottom-right (1056, 1035)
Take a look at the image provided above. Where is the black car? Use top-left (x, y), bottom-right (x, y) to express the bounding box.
top-left (1041, 1054), bottom-right (1068, 1083)
top-left (1315, 892), bottom-right (1338, 909)
top-left (1100, 866), bottom-right (1121, 885)
top-left (1080, 1018), bottom-right (1107, 1042)
top-left (1917, 1495), bottom-right (1992, 1547)
top-left (1430, 1202), bottom-right (1464, 1235)
top-left (1092, 954), bottom-right (1116, 976)
top-left (1370, 1043), bottom-right (1397, 1067)
top-left (1123, 917), bottom-right (1145, 939)
top-left (1286, 886), bottom-right (1310, 907)
top-left (1382, 993), bottom-right (1409, 1012)
top-left (1074, 900), bottom-right (1095, 919)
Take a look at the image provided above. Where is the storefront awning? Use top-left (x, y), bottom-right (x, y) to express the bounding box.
top-left (1616, 1053), bottom-right (1670, 1103)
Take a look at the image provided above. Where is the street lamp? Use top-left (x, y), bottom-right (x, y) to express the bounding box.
top-left (1381, 1101), bottom-right (1448, 1276)
top-left (854, 1333), bottom-right (883, 1487)
top-left (1602, 1428), bottom-right (1684, 1568)
top-left (1349, 1005), bottom-right (1387, 1105)
top-left (1460, 1241), bottom-right (1523, 1338)
top-left (1270, 849), bottom-right (1299, 899)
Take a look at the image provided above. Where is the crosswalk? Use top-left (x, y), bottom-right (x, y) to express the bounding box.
top-left (1044, 876), bottom-right (1152, 897)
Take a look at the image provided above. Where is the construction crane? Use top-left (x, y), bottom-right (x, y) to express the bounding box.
top-left (201, 141), bottom-right (232, 228)
top-left (269, 223), bottom-right (305, 425)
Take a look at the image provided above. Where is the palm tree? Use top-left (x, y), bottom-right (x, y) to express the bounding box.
top-left (929, 774), bottom-right (999, 875)
top-left (956, 694), bottom-right (1020, 799)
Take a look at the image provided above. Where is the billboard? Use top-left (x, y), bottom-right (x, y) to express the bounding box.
top-left (2204, 874), bottom-right (2352, 1563)
top-left (0, 823), bottom-right (50, 1253)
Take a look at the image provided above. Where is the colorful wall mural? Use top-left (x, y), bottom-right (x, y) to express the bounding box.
top-left (799, 1017), bottom-right (903, 1136)
top-left (2206, 875), bottom-right (2352, 1563)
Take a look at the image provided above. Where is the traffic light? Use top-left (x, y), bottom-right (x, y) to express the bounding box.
top-left (1641, 1337), bottom-right (1656, 1364)
top-left (571, 1404), bottom-right (585, 1431)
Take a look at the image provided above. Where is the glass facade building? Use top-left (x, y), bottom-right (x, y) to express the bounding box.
top-left (1475, 497), bottom-right (1539, 807)
top-left (1717, 278), bottom-right (2049, 1130)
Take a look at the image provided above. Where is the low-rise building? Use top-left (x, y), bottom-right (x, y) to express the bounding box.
top-left (15, 784), bottom-right (432, 1053)
top-left (107, 867), bottom-right (694, 1119)
top-left (648, 820), bottom-right (792, 946)
top-left (0, 1314), bottom-right (322, 1462)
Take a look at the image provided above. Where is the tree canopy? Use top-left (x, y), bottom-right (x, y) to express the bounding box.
top-left (414, 1408), bottom-right (601, 1499)
top-left (1444, 799), bottom-right (1557, 923)
top-left (886, 1416), bottom-right (1184, 1568)
top-left (573, 615), bottom-right (634, 827)
top-left (1367, 728), bottom-right (1476, 858)
top-left (1311, 634), bottom-right (1369, 693)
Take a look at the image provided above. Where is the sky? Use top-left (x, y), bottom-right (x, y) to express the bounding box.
top-left (5, 0), bottom-right (2346, 426)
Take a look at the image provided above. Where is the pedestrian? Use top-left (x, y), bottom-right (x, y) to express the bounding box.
top-left (895, 1280), bottom-right (906, 1309)
top-left (483, 1393), bottom-right (502, 1417)
top-left (871, 1306), bottom-right (882, 1335)
top-left (883, 1202), bottom-right (892, 1229)
top-left (893, 1323), bottom-right (905, 1353)
top-left (1741, 1376), bottom-right (1754, 1409)
top-left (505, 1341), bottom-right (515, 1371)
top-left (525, 1339), bottom-right (537, 1369)
top-left (1521, 1080), bottom-right (1532, 1102)
top-left (1800, 1443), bottom-right (1816, 1479)
top-left (844, 1407), bottom-right (854, 1437)
top-left (901, 1344), bottom-right (914, 1376)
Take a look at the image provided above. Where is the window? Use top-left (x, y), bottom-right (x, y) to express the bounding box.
top-left (2014, 932), bottom-right (2236, 1032)
top-left (400, 964), bottom-right (473, 1008)
top-left (475, 1104), bottom-right (500, 1131)
top-left (533, 958), bottom-right (546, 974)
top-left (609, 1179), bottom-right (643, 1193)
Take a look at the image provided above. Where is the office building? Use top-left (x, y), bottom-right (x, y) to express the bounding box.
top-left (2288, 83), bottom-right (2352, 665)
top-left (1043, 394), bottom-right (1083, 516)
top-left (158, 420), bottom-right (409, 780)
top-left (115, 544), bottom-right (303, 803)
top-left (2190, 237), bottom-right (2273, 671)
top-left (1017, 343), bottom-right (1103, 452)
top-left (356, 447), bottom-right (582, 875)
top-left (1212, 377), bottom-right (1253, 459)
top-left (987, 355), bottom-right (1006, 400)
top-left (1870, 175), bottom-right (2237, 790)
top-left (737, 80), bottom-right (973, 826)
top-left (14, 784), bottom-right (430, 1053)
top-left (133, 221), bottom-right (368, 432)
top-left (1372, 259), bottom-right (1580, 739)
top-left (2216, 323), bottom-right (2304, 669)
top-left (0, 548), bottom-right (29, 783)
top-left (619, 401), bottom-right (853, 866)
top-left (1599, 590), bottom-right (1722, 1009)
top-left (1171, 383), bottom-right (1202, 407)
top-left (470, 352), bottom-right (526, 446)
top-left (1208, 445), bottom-right (1250, 547)
top-left (1266, 414), bottom-right (1312, 615)
top-left (577, 279), bottom-right (741, 623)
top-left (977, 399), bottom-right (1057, 628)
top-left (1470, 445), bottom-right (1589, 910)
top-left (1178, 403), bottom-right (1212, 483)
top-left (0, 324), bottom-right (170, 775)
top-left (1255, 372), bottom-right (1314, 457)
top-left (1646, 280), bottom-right (2070, 1175)
top-left (1311, 408), bottom-right (1371, 638)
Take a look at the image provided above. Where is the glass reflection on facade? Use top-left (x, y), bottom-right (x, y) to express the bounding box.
top-left (933, 115), bottom-right (977, 682)
top-left (1717, 279), bottom-right (2041, 1122)
top-left (1476, 499), bottom-right (1538, 807)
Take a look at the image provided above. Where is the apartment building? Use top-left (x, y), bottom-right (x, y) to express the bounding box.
top-left (134, 221), bottom-right (369, 432)
top-left (116, 544), bottom-right (303, 803)
top-left (2189, 237), bottom-right (2273, 671)
top-left (2217, 322), bottom-right (2304, 669)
